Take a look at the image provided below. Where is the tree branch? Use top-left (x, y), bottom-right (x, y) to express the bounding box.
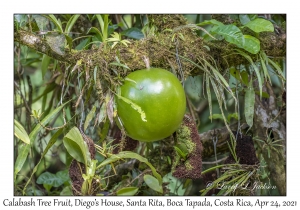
top-left (14, 14), bottom-right (286, 78)
top-left (200, 122), bottom-right (249, 158)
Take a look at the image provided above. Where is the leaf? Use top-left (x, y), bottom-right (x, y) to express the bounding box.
top-left (205, 73), bottom-right (213, 122)
top-left (96, 14), bottom-right (109, 41)
top-left (197, 19), bottom-right (224, 26)
top-left (14, 120), bottom-right (30, 144)
top-left (238, 35), bottom-right (260, 54)
top-left (84, 105), bottom-right (96, 131)
top-left (36, 170), bottom-right (70, 187)
top-left (240, 71), bottom-right (249, 86)
top-left (227, 112), bottom-right (239, 122)
top-left (116, 94), bottom-right (147, 122)
top-left (97, 151), bottom-right (162, 185)
top-left (116, 187), bottom-right (139, 196)
top-left (255, 91), bottom-right (270, 98)
top-left (235, 49), bottom-right (262, 98)
top-left (60, 186), bottom-right (72, 196)
top-left (109, 62), bottom-right (131, 70)
top-left (98, 102), bottom-right (107, 125)
top-left (46, 33), bottom-right (65, 56)
top-left (41, 55), bottom-right (51, 79)
top-left (65, 14), bottom-right (80, 34)
top-left (245, 86), bottom-right (255, 129)
top-left (14, 100), bottom-right (71, 181)
top-left (63, 127), bottom-right (91, 168)
top-left (209, 114), bottom-right (227, 122)
top-left (106, 94), bottom-right (114, 126)
top-left (260, 53), bottom-right (271, 83)
top-left (87, 27), bottom-right (103, 41)
top-left (174, 146), bottom-right (187, 160)
top-left (213, 25), bottom-right (244, 47)
top-left (75, 38), bottom-right (91, 50)
top-left (65, 34), bottom-right (73, 50)
top-left (23, 128), bottom-right (64, 194)
top-left (121, 27), bottom-right (144, 40)
top-left (245, 18), bottom-right (274, 33)
top-left (144, 174), bottom-right (163, 193)
top-left (239, 15), bottom-right (251, 25)
top-left (32, 15), bottom-right (50, 31)
top-left (267, 58), bottom-right (286, 82)
top-left (45, 15), bottom-right (63, 33)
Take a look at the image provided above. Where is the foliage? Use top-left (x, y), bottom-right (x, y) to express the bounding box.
top-left (14, 14), bottom-right (286, 196)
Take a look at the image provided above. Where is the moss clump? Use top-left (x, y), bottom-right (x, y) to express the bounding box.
top-left (176, 125), bottom-right (196, 154)
top-left (172, 114), bottom-right (203, 179)
top-left (184, 160), bottom-right (194, 171)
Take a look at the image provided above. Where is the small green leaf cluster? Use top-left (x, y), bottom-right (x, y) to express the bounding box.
top-left (198, 15), bottom-right (274, 54)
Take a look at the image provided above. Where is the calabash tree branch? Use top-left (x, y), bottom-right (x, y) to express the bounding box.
top-left (14, 14), bottom-right (286, 77)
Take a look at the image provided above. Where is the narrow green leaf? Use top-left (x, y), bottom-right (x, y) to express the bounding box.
top-left (75, 38), bottom-right (91, 50)
top-left (97, 151), bottom-right (162, 185)
top-left (116, 94), bottom-right (147, 122)
top-left (144, 174), bottom-right (163, 193)
top-left (99, 118), bottom-right (109, 143)
top-left (267, 58), bottom-right (286, 81)
top-left (96, 14), bottom-right (109, 42)
top-left (213, 25), bottom-right (244, 47)
top-left (235, 49), bottom-right (262, 98)
top-left (98, 102), bottom-right (107, 125)
top-left (201, 173), bottom-right (235, 195)
top-left (174, 146), bottom-right (187, 159)
top-left (14, 100), bottom-right (71, 181)
top-left (227, 112), bottom-right (238, 122)
top-left (63, 127), bottom-right (91, 168)
top-left (197, 19), bottom-right (224, 26)
top-left (260, 53), bottom-right (271, 83)
top-left (255, 91), bottom-right (270, 98)
top-left (245, 86), bottom-right (255, 129)
top-left (65, 34), bottom-right (73, 50)
top-left (14, 120), bottom-right (30, 144)
top-left (205, 73), bottom-right (212, 122)
top-left (41, 55), bottom-right (51, 79)
top-left (45, 15), bottom-right (63, 33)
top-left (109, 62), bottom-right (131, 70)
top-left (245, 18), bottom-right (274, 33)
top-left (23, 128), bottom-right (64, 194)
top-left (209, 114), bottom-right (227, 122)
top-left (117, 187), bottom-right (139, 196)
top-left (217, 172), bottom-right (248, 195)
top-left (87, 27), bottom-right (103, 41)
top-left (65, 14), bottom-right (80, 34)
top-left (84, 105), bottom-right (97, 132)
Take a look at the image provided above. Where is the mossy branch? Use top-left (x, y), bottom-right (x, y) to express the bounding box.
top-left (14, 14), bottom-right (286, 77)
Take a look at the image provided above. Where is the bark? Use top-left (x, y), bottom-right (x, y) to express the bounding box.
top-left (253, 82), bottom-right (286, 195)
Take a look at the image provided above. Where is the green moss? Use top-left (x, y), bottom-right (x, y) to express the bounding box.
top-left (184, 160), bottom-right (194, 171)
top-left (176, 125), bottom-right (196, 154)
top-left (171, 124), bottom-right (197, 172)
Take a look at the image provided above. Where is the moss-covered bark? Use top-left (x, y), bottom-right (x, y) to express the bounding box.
top-left (14, 14), bottom-right (286, 79)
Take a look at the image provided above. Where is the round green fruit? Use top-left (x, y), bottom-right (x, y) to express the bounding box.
top-left (116, 68), bottom-right (186, 142)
